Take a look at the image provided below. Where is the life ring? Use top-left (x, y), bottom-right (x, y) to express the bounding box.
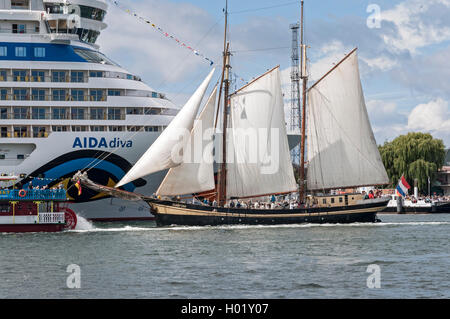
top-left (62, 207), bottom-right (78, 230)
top-left (18, 189), bottom-right (27, 197)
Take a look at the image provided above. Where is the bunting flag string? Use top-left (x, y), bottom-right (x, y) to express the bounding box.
top-left (107, 0), bottom-right (214, 66)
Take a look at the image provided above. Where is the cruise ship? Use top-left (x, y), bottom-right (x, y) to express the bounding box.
top-left (0, 0), bottom-right (179, 221)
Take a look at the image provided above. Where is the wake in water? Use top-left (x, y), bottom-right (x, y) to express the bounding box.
top-left (67, 219), bottom-right (450, 234)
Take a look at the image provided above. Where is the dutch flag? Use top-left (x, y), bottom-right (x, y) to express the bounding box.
top-left (396, 175), bottom-right (411, 197)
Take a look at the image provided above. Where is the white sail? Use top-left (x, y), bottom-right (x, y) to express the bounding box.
top-left (156, 86), bottom-right (217, 196)
top-left (226, 67), bottom-right (298, 198)
top-left (116, 68), bottom-right (215, 188)
top-left (306, 50), bottom-right (389, 190)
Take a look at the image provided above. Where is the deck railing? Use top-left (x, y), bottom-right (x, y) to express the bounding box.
top-left (39, 212), bottom-right (65, 224)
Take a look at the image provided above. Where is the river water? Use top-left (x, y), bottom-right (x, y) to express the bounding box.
top-left (0, 214), bottom-right (448, 299)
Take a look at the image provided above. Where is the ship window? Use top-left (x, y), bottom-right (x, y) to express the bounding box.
top-left (13, 70), bottom-right (27, 81)
top-left (31, 70), bottom-right (45, 82)
top-left (71, 108), bottom-right (86, 120)
top-left (126, 108), bottom-right (143, 115)
top-left (72, 126), bottom-right (87, 132)
top-left (52, 108), bottom-right (67, 120)
top-left (108, 90), bottom-right (121, 96)
top-left (145, 126), bottom-right (159, 132)
top-left (331, 198), bottom-right (335, 204)
top-left (0, 47), bottom-right (7, 57)
top-left (52, 126), bottom-right (68, 132)
top-left (0, 155), bottom-right (5, 160)
top-left (90, 108), bottom-right (105, 120)
top-left (90, 90), bottom-right (105, 101)
top-left (0, 204), bottom-right (9, 213)
top-left (13, 126), bottom-right (28, 137)
top-left (15, 47), bottom-right (26, 57)
top-left (74, 49), bottom-right (116, 66)
top-left (0, 108), bottom-right (7, 119)
top-left (89, 71), bottom-right (103, 78)
top-left (11, 0), bottom-right (30, 9)
top-left (322, 199), bottom-right (327, 204)
top-left (34, 47), bottom-right (46, 58)
top-left (339, 197), bottom-right (343, 203)
top-left (12, 24), bottom-right (26, 34)
top-left (32, 108), bottom-right (46, 119)
top-left (0, 89), bottom-right (8, 100)
top-left (109, 126), bottom-right (124, 132)
top-left (52, 89), bottom-right (67, 101)
top-left (128, 126), bottom-right (143, 132)
top-left (79, 5), bottom-right (106, 22)
top-left (108, 108), bottom-right (122, 120)
top-left (52, 71), bottom-right (67, 83)
top-left (13, 108), bottom-right (28, 119)
top-left (71, 89), bottom-right (85, 101)
top-left (17, 154), bottom-right (25, 159)
top-left (13, 89), bottom-right (28, 100)
top-left (91, 126), bottom-right (106, 132)
top-left (32, 127), bottom-right (47, 138)
top-left (32, 89), bottom-right (46, 101)
top-left (71, 71), bottom-right (85, 83)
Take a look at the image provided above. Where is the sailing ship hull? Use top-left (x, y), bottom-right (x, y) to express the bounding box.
top-left (144, 198), bottom-right (389, 227)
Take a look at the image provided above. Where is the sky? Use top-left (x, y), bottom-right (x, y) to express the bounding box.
top-left (97, 0), bottom-right (450, 148)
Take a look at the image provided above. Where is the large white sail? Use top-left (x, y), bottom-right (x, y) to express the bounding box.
top-left (306, 50), bottom-right (389, 190)
top-left (116, 68), bottom-right (215, 188)
top-left (156, 86), bottom-right (217, 196)
top-left (226, 67), bottom-right (298, 198)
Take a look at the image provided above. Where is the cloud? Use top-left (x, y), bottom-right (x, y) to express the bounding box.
top-left (390, 45), bottom-right (450, 98)
top-left (98, 0), bottom-right (223, 93)
top-left (407, 98), bottom-right (450, 131)
top-left (380, 0), bottom-right (450, 55)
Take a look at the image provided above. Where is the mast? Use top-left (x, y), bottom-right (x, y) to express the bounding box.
top-left (217, 1), bottom-right (230, 206)
top-left (299, 0), bottom-right (308, 203)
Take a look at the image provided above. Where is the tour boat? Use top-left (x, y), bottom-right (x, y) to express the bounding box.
top-left (0, 185), bottom-right (77, 233)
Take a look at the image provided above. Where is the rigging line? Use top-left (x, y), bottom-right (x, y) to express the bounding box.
top-left (229, 1), bottom-right (300, 14)
top-left (105, 0), bottom-right (214, 66)
top-left (232, 46), bottom-right (290, 53)
top-left (155, 15), bottom-right (224, 91)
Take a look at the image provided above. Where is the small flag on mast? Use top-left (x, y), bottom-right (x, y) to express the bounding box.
top-left (396, 175), bottom-right (411, 197)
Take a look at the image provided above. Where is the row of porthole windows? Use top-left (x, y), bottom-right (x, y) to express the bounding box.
top-left (0, 46), bottom-right (46, 58)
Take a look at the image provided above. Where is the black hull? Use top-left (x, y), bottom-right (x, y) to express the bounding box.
top-left (144, 198), bottom-right (389, 227)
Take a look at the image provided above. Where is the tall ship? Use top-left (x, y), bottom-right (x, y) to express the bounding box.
top-left (0, 0), bottom-right (180, 221)
top-left (77, 0), bottom-right (391, 226)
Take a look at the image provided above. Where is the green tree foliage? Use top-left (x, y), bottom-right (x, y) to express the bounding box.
top-left (378, 133), bottom-right (446, 193)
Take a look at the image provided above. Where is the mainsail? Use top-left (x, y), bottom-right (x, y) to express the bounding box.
top-left (156, 86), bottom-right (218, 196)
top-left (306, 49), bottom-right (389, 190)
top-left (115, 68), bottom-right (215, 188)
top-left (226, 67), bottom-right (298, 198)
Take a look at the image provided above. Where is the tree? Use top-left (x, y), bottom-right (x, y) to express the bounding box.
top-left (378, 133), bottom-right (446, 194)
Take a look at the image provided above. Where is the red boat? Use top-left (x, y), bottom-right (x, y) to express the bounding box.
top-left (0, 188), bottom-right (77, 233)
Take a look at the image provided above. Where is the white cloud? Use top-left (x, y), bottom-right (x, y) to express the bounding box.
top-left (381, 0), bottom-right (450, 54)
top-left (98, 0), bottom-right (223, 90)
top-left (407, 98), bottom-right (450, 131)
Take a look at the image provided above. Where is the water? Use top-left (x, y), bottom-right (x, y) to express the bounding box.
top-left (0, 214), bottom-right (449, 299)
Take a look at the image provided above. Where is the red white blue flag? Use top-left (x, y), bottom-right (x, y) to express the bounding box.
top-left (396, 175), bottom-right (411, 197)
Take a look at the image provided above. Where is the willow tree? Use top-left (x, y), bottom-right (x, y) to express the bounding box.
top-left (378, 133), bottom-right (446, 193)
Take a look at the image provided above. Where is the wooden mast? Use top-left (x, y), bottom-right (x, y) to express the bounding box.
top-left (217, 1), bottom-right (230, 206)
top-left (299, 0), bottom-right (308, 203)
